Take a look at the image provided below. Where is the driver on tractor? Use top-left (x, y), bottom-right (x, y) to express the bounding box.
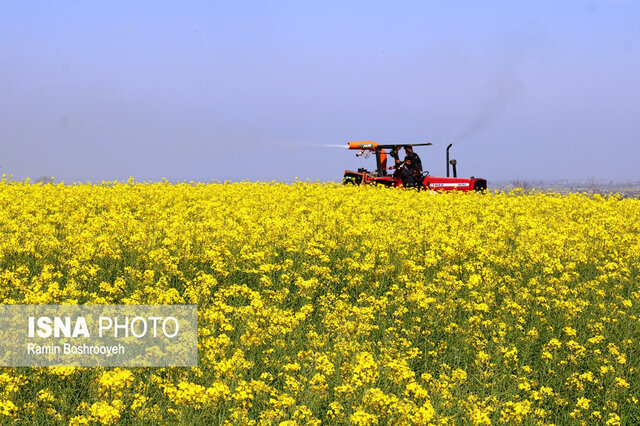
top-left (389, 145), bottom-right (422, 173)
top-left (389, 145), bottom-right (423, 187)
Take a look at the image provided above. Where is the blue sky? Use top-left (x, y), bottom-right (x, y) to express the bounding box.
top-left (1, 1), bottom-right (638, 182)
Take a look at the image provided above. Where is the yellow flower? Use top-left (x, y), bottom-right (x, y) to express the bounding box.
top-left (615, 377), bottom-right (630, 389)
top-left (89, 401), bottom-right (121, 425)
top-left (576, 397), bottom-right (590, 410)
top-left (69, 415), bottom-right (90, 425)
top-left (0, 400), bottom-right (17, 417)
top-left (350, 409), bottom-right (378, 425)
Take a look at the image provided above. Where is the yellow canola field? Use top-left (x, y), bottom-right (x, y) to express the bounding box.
top-left (0, 180), bottom-right (639, 425)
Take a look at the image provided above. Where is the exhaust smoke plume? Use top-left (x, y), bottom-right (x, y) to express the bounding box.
top-left (455, 77), bottom-right (524, 144)
top-left (453, 26), bottom-right (542, 145)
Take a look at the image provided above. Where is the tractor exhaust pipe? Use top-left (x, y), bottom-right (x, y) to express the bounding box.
top-left (446, 144), bottom-right (453, 177)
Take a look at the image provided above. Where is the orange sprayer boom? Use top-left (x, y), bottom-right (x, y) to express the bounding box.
top-left (348, 141), bottom-right (432, 150)
top-left (348, 141), bottom-right (379, 150)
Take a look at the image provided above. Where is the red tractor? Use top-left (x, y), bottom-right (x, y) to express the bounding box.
top-left (342, 141), bottom-right (487, 191)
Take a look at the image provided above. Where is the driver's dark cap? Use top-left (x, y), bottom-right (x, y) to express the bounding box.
top-left (404, 145), bottom-right (412, 150)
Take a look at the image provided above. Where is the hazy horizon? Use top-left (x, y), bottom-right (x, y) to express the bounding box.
top-left (1, 1), bottom-right (638, 183)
